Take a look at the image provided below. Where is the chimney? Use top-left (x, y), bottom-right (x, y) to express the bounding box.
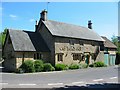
top-left (35, 20), bottom-right (38, 31)
top-left (88, 20), bottom-right (92, 29)
top-left (40, 9), bottom-right (47, 21)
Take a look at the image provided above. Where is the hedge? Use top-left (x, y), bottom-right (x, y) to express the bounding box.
top-left (79, 63), bottom-right (88, 69)
top-left (20, 60), bottom-right (35, 73)
top-left (69, 64), bottom-right (79, 70)
top-left (55, 64), bottom-right (68, 71)
top-left (43, 63), bottom-right (55, 71)
top-left (89, 61), bottom-right (106, 67)
top-left (34, 60), bottom-right (44, 72)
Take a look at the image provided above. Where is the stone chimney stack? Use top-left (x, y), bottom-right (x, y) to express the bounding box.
top-left (40, 9), bottom-right (47, 21)
top-left (88, 20), bottom-right (92, 29)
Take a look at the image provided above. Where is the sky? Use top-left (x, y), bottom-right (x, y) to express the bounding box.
top-left (1, 2), bottom-right (118, 39)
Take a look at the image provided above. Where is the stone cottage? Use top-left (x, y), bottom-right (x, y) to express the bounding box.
top-left (3, 10), bottom-right (106, 71)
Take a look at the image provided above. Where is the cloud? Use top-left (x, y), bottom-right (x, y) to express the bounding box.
top-left (9, 14), bottom-right (17, 18)
top-left (29, 19), bottom-right (35, 22)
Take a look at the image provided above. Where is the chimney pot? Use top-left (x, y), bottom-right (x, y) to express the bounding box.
top-left (35, 20), bottom-right (38, 32)
top-left (40, 9), bottom-right (47, 21)
top-left (88, 20), bottom-right (92, 29)
top-left (36, 20), bottom-right (38, 25)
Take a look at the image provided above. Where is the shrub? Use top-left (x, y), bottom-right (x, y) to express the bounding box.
top-left (79, 63), bottom-right (88, 69)
top-left (94, 61), bottom-right (105, 67)
top-left (69, 64), bottom-right (79, 70)
top-left (34, 60), bottom-right (44, 72)
top-left (43, 63), bottom-right (55, 72)
top-left (20, 60), bottom-right (35, 73)
top-left (55, 64), bottom-right (68, 71)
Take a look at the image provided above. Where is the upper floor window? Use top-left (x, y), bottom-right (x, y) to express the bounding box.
top-left (69, 39), bottom-right (74, 45)
top-left (79, 40), bottom-right (83, 46)
top-left (91, 42), bottom-right (95, 46)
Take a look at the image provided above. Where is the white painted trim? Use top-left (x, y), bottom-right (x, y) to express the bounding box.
top-left (19, 84), bottom-right (36, 86)
top-left (110, 77), bottom-right (117, 79)
top-left (72, 81), bottom-right (84, 84)
top-left (93, 79), bottom-right (103, 82)
top-left (48, 83), bottom-right (63, 86)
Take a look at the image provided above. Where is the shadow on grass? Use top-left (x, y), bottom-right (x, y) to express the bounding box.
top-left (2, 83), bottom-right (120, 90)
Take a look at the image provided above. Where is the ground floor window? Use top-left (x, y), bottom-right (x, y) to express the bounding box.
top-left (34, 53), bottom-right (42, 60)
top-left (72, 53), bottom-right (81, 60)
top-left (57, 53), bottom-right (64, 62)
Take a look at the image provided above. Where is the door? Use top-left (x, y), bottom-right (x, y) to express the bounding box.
top-left (104, 54), bottom-right (109, 66)
top-left (85, 55), bottom-right (90, 65)
top-left (113, 55), bottom-right (116, 65)
top-left (110, 55), bottom-right (116, 65)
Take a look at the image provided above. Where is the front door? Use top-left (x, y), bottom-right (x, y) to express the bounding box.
top-left (85, 55), bottom-right (90, 65)
top-left (104, 54), bottom-right (109, 66)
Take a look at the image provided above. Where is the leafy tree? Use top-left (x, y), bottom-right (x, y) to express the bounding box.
top-left (0, 28), bottom-right (7, 47)
top-left (111, 35), bottom-right (120, 52)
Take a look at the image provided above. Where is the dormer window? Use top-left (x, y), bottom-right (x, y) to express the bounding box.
top-left (79, 40), bottom-right (83, 46)
top-left (69, 39), bottom-right (74, 45)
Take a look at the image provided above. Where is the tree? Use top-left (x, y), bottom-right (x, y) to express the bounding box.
top-left (111, 35), bottom-right (120, 65)
top-left (0, 28), bottom-right (7, 47)
top-left (111, 35), bottom-right (120, 52)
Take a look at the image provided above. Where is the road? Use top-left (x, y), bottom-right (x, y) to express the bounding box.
top-left (0, 66), bottom-right (120, 89)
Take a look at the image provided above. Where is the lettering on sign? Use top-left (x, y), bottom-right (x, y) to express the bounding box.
top-left (60, 46), bottom-right (81, 51)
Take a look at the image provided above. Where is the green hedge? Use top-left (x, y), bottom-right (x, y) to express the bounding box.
top-left (20, 60), bottom-right (35, 73)
top-left (55, 64), bottom-right (68, 71)
top-left (79, 63), bottom-right (88, 69)
top-left (89, 61), bottom-right (106, 67)
top-left (34, 60), bottom-right (44, 72)
top-left (94, 61), bottom-right (105, 67)
top-left (69, 64), bottom-right (79, 70)
top-left (43, 63), bottom-right (55, 71)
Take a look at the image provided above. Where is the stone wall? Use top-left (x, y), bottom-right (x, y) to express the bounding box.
top-left (3, 35), bottom-right (16, 71)
top-left (38, 23), bottom-right (55, 65)
top-left (54, 37), bottom-right (103, 65)
top-left (16, 52), bottom-right (50, 69)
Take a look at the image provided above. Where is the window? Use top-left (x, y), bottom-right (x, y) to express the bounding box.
top-left (73, 53), bottom-right (81, 60)
top-left (34, 53), bottom-right (42, 60)
top-left (69, 39), bottom-right (74, 45)
top-left (79, 40), bottom-right (83, 45)
top-left (91, 42), bottom-right (95, 46)
top-left (57, 53), bottom-right (63, 61)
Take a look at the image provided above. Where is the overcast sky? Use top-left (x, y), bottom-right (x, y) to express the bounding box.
top-left (1, 2), bottom-right (118, 39)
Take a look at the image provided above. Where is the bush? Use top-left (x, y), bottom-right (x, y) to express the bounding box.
top-left (20, 60), bottom-right (35, 73)
top-left (94, 61), bottom-right (106, 67)
top-left (69, 64), bottom-right (79, 70)
top-left (55, 64), bottom-right (68, 71)
top-left (79, 63), bottom-right (88, 69)
top-left (34, 60), bottom-right (44, 72)
top-left (43, 63), bottom-right (55, 72)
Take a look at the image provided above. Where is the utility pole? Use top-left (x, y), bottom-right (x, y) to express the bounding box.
top-left (47, 2), bottom-right (50, 12)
